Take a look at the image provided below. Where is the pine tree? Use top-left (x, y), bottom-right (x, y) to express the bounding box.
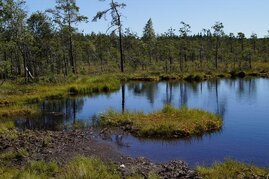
top-left (47, 0), bottom-right (88, 74)
top-left (142, 18), bottom-right (156, 41)
top-left (142, 18), bottom-right (156, 64)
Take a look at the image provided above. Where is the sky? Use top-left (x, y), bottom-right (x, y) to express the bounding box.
top-left (24, 0), bottom-right (269, 38)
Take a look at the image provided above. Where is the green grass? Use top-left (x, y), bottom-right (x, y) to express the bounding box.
top-left (0, 156), bottom-right (159, 179)
top-left (0, 148), bottom-right (29, 167)
top-left (100, 105), bottom-right (222, 138)
top-left (197, 160), bottom-right (269, 179)
top-left (60, 156), bottom-right (120, 179)
top-left (1, 157), bottom-right (269, 179)
top-left (0, 105), bottom-right (39, 118)
top-left (0, 75), bottom-right (120, 107)
top-left (0, 120), bottom-right (14, 133)
top-left (0, 160), bottom-right (59, 179)
top-left (0, 156), bottom-right (117, 179)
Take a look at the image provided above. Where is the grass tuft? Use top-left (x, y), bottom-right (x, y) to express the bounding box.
top-left (59, 156), bottom-right (120, 179)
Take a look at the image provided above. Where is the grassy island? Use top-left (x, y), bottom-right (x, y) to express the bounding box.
top-left (100, 105), bottom-right (222, 138)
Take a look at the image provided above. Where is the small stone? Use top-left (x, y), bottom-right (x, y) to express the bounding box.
top-left (120, 164), bottom-right (126, 168)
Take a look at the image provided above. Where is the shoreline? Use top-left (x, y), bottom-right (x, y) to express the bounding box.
top-left (1, 128), bottom-right (268, 178)
top-left (0, 129), bottom-right (198, 178)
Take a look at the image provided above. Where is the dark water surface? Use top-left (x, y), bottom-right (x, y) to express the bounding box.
top-left (16, 78), bottom-right (269, 166)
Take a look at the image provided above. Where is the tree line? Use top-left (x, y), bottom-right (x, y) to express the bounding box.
top-left (1, 0), bottom-right (269, 81)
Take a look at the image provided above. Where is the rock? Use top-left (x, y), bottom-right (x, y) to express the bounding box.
top-left (158, 161), bottom-right (200, 179)
top-left (120, 164), bottom-right (126, 168)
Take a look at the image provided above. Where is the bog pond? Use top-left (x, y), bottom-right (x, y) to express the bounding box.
top-left (15, 78), bottom-right (269, 167)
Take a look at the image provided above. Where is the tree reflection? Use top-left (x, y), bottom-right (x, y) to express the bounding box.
top-left (16, 98), bottom-right (85, 130)
top-left (122, 84), bottom-right (125, 113)
top-left (179, 83), bottom-right (188, 106)
top-left (237, 78), bottom-right (257, 102)
top-left (127, 82), bottom-right (158, 104)
top-left (165, 82), bottom-right (173, 104)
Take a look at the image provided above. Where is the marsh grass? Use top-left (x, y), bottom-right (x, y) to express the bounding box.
top-left (0, 75), bottom-right (120, 106)
top-left (0, 105), bottom-right (39, 118)
top-left (117, 69), bottom-right (268, 84)
top-left (0, 148), bottom-right (29, 167)
top-left (0, 160), bottom-right (59, 179)
top-left (101, 105), bottom-right (222, 138)
top-left (197, 160), bottom-right (269, 179)
top-left (0, 156), bottom-right (122, 179)
top-left (0, 155), bottom-right (161, 179)
top-left (60, 156), bottom-right (120, 179)
top-left (0, 120), bottom-right (14, 132)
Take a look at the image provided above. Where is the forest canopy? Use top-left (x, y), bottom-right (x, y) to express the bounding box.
top-left (0, 0), bottom-right (268, 81)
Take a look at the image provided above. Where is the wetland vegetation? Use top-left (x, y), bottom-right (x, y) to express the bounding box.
top-left (101, 105), bottom-right (222, 138)
top-left (197, 160), bottom-right (269, 179)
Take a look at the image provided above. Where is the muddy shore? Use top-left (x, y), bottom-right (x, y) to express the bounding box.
top-left (0, 129), bottom-right (199, 179)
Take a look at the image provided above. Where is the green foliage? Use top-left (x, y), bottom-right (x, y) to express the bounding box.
top-left (24, 161), bottom-right (59, 177)
top-left (101, 104), bottom-right (222, 138)
top-left (0, 120), bottom-right (14, 133)
top-left (197, 160), bottom-right (269, 179)
top-left (0, 148), bottom-right (29, 166)
top-left (143, 18), bottom-right (156, 41)
top-left (2, 1), bottom-right (269, 79)
top-left (0, 156), bottom-right (123, 179)
top-left (0, 155), bottom-right (162, 179)
top-left (179, 21), bottom-right (191, 37)
top-left (60, 156), bottom-right (120, 179)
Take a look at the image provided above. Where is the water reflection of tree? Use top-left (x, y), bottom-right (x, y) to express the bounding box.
top-left (179, 82), bottom-right (201, 107)
top-left (207, 80), bottom-right (227, 117)
top-left (165, 82), bottom-right (173, 104)
top-left (122, 84), bottom-right (125, 113)
top-left (127, 82), bottom-right (158, 104)
top-left (17, 98), bottom-right (85, 130)
top-left (65, 98), bottom-right (85, 124)
top-left (163, 82), bottom-right (192, 107)
top-left (179, 83), bottom-right (188, 106)
top-left (237, 78), bottom-right (257, 102)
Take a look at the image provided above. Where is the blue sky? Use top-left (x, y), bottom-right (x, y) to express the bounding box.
top-left (25, 0), bottom-right (269, 37)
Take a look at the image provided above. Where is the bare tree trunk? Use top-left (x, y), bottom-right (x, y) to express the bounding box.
top-left (112, 0), bottom-right (124, 73)
top-left (69, 34), bottom-right (76, 74)
top-left (119, 24), bottom-right (124, 72)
